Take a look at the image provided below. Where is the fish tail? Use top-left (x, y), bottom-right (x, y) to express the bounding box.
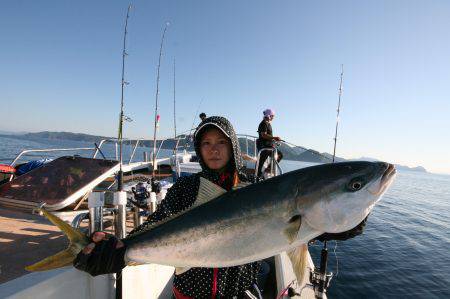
top-left (25, 248), bottom-right (76, 271)
top-left (25, 209), bottom-right (89, 272)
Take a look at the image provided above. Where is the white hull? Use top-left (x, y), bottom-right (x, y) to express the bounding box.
top-left (0, 254), bottom-right (317, 299)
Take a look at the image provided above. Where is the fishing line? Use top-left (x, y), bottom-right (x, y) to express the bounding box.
top-left (333, 241), bottom-right (339, 278)
top-left (189, 98), bottom-right (204, 135)
top-left (182, 98), bottom-right (204, 150)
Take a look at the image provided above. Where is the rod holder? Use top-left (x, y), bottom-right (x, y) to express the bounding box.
top-left (88, 192), bottom-right (104, 234)
top-left (133, 206), bottom-right (142, 227)
top-left (149, 192), bottom-right (157, 213)
top-left (113, 191), bottom-right (127, 238)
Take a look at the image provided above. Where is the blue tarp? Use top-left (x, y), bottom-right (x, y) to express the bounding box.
top-left (16, 158), bottom-right (52, 175)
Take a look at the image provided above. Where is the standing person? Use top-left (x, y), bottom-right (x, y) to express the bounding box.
top-left (256, 108), bottom-right (283, 178)
top-left (74, 116), bottom-right (262, 298)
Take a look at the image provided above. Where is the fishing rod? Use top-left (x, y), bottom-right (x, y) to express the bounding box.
top-left (117, 4), bottom-right (132, 191)
top-left (115, 5), bottom-right (133, 299)
top-left (183, 98), bottom-right (203, 150)
top-left (173, 58), bottom-right (177, 139)
top-left (189, 98), bottom-right (203, 135)
top-left (332, 64), bottom-right (344, 163)
top-left (152, 22), bottom-right (170, 176)
top-left (172, 58), bottom-right (181, 158)
top-left (311, 64), bottom-right (345, 299)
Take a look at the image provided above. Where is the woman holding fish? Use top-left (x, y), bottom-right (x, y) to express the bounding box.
top-left (74, 116), bottom-right (262, 298)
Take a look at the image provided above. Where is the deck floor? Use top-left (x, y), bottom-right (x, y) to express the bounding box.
top-left (0, 207), bottom-right (68, 284)
top-left (0, 206), bottom-right (140, 285)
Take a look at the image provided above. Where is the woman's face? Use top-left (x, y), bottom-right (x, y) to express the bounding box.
top-left (200, 127), bottom-right (232, 171)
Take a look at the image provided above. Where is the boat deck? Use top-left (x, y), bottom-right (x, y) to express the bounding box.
top-left (0, 208), bottom-right (68, 284)
top-left (0, 207), bottom-right (135, 284)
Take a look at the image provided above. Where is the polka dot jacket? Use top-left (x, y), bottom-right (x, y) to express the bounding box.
top-left (128, 116), bottom-right (261, 298)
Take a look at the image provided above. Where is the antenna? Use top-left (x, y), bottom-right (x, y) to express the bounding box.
top-left (152, 22), bottom-right (170, 176)
top-left (117, 4), bottom-right (132, 191)
top-left (332, 64), bottom-right (344, 163)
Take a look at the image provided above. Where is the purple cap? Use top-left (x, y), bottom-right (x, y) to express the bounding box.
top-left (263, 109), bottom-right (275, 117)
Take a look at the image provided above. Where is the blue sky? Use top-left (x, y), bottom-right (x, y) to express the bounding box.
top-left (1, 1), bottom-right (449, 174)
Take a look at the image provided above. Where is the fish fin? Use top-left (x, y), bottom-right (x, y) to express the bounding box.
top-left (232, 181), bottom-right (251, 190)
top-left (25, 209), bottom-right (89, 272)
top-left (196, 177), bottom-right (227, 206)
top-left (283, 215), bottom-right (302, 244)
top-left (175, 267), bottom-right (191, 275)
top-left (25, 247), bottom-right (75, 271)
top-left (287, 244), bottom-right (309, 287)
top-left (297, 219), bottom-right (322, 242)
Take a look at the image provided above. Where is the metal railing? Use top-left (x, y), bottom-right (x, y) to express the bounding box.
top-left (11, 147), bottom-right (97, 166)
top-left (8, 138), bottom-right (171, 167)
top-left (255, 147), bottom-right (283, 179)
top-left (7, 133), bottom-right (331, 170)
top-left (170, 133), bottom-right (259, 157)
top-left (237, 134), bottom-right (258, 158)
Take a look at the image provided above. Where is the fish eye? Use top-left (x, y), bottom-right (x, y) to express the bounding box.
top-left (347, 178), bottom-right (365, 192)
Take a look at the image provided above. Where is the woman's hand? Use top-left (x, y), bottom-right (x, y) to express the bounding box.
top-left (312, 217), bottom-right (368, 242)
top-left (73, 232), bottom-right (127, 276)
top-left (81, 232), bottom-right (125, 253)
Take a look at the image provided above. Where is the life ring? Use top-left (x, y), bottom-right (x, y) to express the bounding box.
top-left (0, 164), bottom-right (16, 174)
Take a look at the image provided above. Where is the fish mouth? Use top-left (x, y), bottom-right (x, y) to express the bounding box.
top-left (369, 163), bottom-right (396, 196)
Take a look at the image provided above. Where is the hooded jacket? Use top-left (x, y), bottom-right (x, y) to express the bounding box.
top-left (129, 116), bottom-right (260, 298)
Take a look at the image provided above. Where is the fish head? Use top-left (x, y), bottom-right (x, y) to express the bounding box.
top-left (295, 161), bottom-right (396, 235)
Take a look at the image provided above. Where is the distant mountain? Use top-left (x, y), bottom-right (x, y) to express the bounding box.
top-left (0, 130), bottom-right (27, 135)
top-left (319, 152), bottom-right (347, 163)
top-left (353, 156), bottom-right (427, 173)
top-left (406, 166), bottom-right (427, 172)
top-left (3, 131), bottom-right (428, 173)
top-left (236, 140), bottom-right (334, 163)
top-left (19, 131), bottom-right (111, 142)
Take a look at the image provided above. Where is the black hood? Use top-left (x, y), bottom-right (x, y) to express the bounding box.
top-left (193, 116), bottom-right (246, 179)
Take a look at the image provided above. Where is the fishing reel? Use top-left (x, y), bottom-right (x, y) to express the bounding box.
top-left (129, 177), bottom-right (163, 210)
top-left (130, 181), bottom-right (151, 209)
top-left (308, 241), bottom-right (334, 299)
top-left (310, 267), bottom-right (333, 299)
top-left (150, 177), bottom-right (162, 194)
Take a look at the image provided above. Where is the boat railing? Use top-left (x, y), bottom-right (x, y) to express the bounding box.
top-left (8, 133), bottom-right (331, 168)
top-left (10, 147), bottom-right (98, 166)
top-left (126, 138), bottom-right (166, 164)
top-left (237, 134), bottom-right (258, 158)
top-left (8, 138), bottom-right (169, 167)
top-left (255, 146), bottom-right (283, 178)
top-left (170, 133), bottom-right (259, 157)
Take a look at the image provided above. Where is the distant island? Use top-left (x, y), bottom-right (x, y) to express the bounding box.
top-left (0, 131), bottom-right (427, 173)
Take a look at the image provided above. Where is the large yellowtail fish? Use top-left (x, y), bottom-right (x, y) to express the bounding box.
top-left (26, 161), bottom-right (396, 284)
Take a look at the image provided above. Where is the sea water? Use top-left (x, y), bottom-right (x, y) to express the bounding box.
top-left (1, 136), bottom-right (449, 298)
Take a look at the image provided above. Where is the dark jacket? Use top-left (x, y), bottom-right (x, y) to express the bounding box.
top-left (129, 116), bottom-right (260, 298)
top-left (256, 119), bottom-right (273, 150)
